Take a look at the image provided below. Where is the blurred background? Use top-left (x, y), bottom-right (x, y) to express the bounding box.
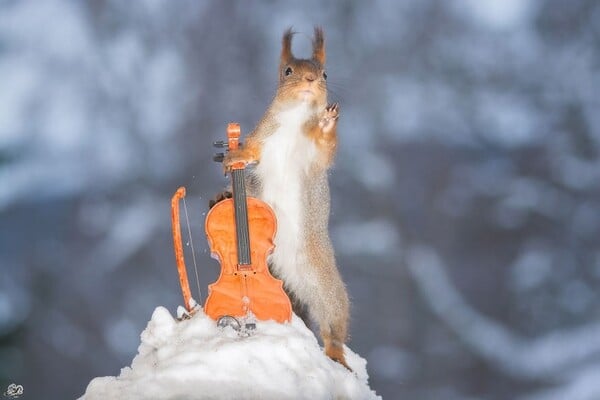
top-left (1, 0), bottom-right (599, 399)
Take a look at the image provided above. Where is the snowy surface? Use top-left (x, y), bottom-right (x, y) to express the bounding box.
top-left (79, 307), bottom-right (380, 400)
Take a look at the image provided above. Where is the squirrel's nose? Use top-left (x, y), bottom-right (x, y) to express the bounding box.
top-left (304, 73), bottom-right (316, 82)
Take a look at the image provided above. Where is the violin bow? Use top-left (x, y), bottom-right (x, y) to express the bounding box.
top-left (171, 186), bottom-right (195, 313)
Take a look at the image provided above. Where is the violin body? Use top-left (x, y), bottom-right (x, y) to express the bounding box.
top-left (204, 197), bottom-right (291, 322)
top-left (203, 123), bottom-right (292, 323)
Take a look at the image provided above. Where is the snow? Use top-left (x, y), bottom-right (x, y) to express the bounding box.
top-left (79, 306), bottom-right (380, 400)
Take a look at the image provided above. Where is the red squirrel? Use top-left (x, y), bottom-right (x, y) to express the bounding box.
top-left (214, 27), bottom-right (350, 369)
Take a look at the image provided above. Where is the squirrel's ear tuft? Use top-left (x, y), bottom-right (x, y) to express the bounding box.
top-left (312, 26), bottom-right (325, 65)
top-left (281, 27), bottom-right (295, 63)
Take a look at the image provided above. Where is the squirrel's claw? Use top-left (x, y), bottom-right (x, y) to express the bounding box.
top-left (327, 102), bottom-right (340, 115)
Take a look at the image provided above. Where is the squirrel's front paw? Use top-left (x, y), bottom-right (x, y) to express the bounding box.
top-left (223, 150), bottom-right (256, 172)
top-left (319, 103), bottom-right (339, 134)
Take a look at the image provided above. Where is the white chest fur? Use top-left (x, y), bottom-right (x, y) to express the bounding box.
top-left (254, 104), bottom-right (318, 274)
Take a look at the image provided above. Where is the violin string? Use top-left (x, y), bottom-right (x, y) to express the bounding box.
top-left (182, 196), bottom-right (202, 304)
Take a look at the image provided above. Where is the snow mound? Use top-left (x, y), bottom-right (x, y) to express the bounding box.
top-left (79, 306), bottom-right (381, 400)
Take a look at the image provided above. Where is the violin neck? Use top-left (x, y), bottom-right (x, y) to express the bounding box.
top-left (231, 168), bottom-right (252, 266)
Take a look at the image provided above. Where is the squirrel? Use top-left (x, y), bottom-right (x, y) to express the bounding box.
top-left (212, 27), bottom-right (350, 369)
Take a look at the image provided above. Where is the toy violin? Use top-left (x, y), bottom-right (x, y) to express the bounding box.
top-left (171, 123), bottom-right (291, 323)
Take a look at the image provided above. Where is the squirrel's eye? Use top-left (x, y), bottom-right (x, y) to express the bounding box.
top-left (284, 67), bottom-right (293, 76)
top-left (323, 72), bottom-right (328, 80)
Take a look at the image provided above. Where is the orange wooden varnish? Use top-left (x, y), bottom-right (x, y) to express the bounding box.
top-left (204, 197), bottom-right (291, 322)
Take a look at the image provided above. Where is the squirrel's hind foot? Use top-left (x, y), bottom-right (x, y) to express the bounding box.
top-left (325, 342), bottom-right (352, 372)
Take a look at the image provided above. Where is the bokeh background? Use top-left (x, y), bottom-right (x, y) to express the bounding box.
top-left (1, 1), bottom-right (600, 399)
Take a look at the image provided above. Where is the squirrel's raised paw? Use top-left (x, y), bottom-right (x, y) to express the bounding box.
top-left (319, 103), bottom-right (340, 134)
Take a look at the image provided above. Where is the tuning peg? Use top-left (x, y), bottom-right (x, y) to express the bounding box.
top-left (213, 152), bottom-right (225, 163)
top-left (213, 141), bottom-right (228, 148)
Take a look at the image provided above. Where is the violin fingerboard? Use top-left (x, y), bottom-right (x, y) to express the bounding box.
top-left (232, 168), bottom-right (252, 265)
